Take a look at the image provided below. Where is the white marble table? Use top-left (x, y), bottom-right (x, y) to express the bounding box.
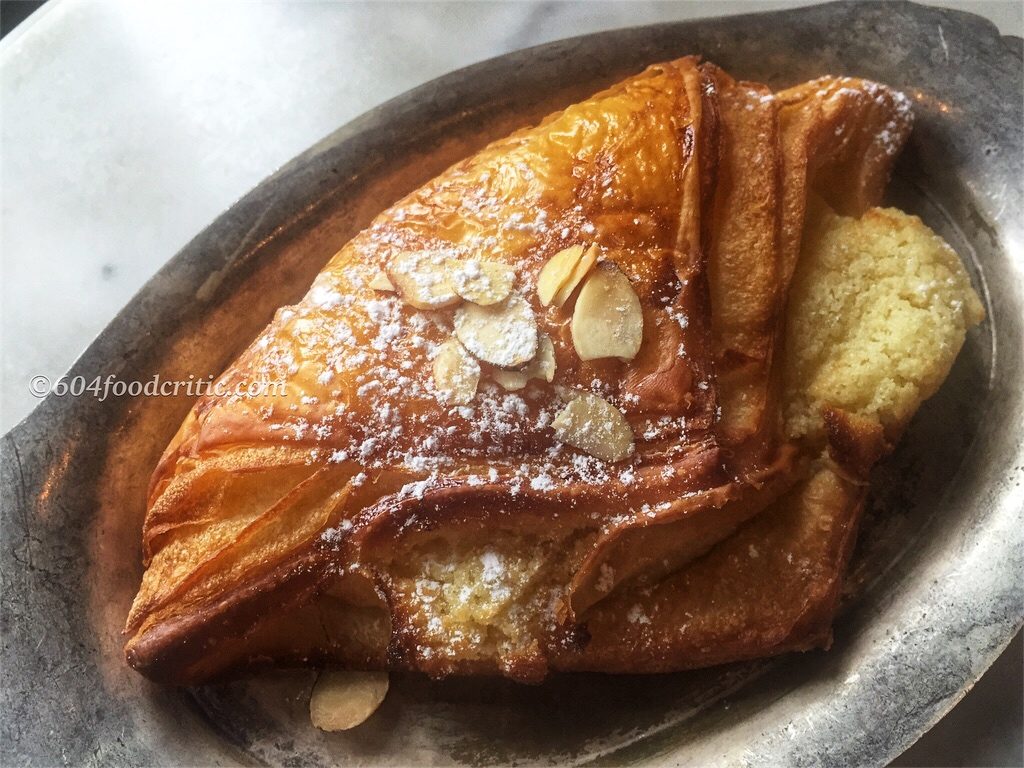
top-left (1, 1), bottom-right (1021, 764)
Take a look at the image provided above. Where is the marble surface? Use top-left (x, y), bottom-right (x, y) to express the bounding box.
top-left (1, 2), bottom-right (1021, 766)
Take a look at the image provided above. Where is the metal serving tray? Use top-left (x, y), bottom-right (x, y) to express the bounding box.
top-left (2, 2), bottom-right (1021, 765)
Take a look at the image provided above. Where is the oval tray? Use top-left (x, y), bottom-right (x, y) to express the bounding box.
top-left (2, 2), bottom-right (1021, 765)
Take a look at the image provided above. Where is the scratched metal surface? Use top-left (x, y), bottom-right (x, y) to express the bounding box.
top-left (2, 2), bottom-right (1021, 766)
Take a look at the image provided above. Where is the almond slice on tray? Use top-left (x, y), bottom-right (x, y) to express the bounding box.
top-left (447, 259), bottom-right (515, 306)
top-left (309, 670), bottom-right (390, 732)
top-left (492, 334), bottom-right (556, 390)
top-left (387, 251), bottom-right (461, 309)
top-left (454, 293), bottom-right (538, 368)
top-left (571, 261), bottom-right (644, 361)
top-left (552, 392), bottom-right (635, 462)
top-left (537, 244), bottom-right (599, 307)
top-left (432, 338), bottom-right (481, 404)
top-left (368, 271), bottom-right (396, 292)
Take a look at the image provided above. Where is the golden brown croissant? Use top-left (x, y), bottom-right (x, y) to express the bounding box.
top-left (124, 57), bottom-right (982, 686)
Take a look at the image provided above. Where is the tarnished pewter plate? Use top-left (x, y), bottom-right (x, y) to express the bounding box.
top-left (2, 2), bottom-right (1021, 765)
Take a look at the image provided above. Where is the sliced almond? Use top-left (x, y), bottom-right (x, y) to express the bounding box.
top-left (529, 333), bottom-right (557, 383)
top-left (454, 293), bottom-right (538, 368)
top-left (554, 245), bottom-right (600, 307)
top-left (310, 670), bottom-right (389, 731)
top-left (368, 271), bottom-right (395, 292)
top-left (432, 338), bottom-right (480, 405)
top-left (537, 245), bottom-right (583, 306)
top-left (447, 259), bottom-right (515, 306)
top-left (387, 251), bottom-right (460, 310)
top-left (571, 261), bottom-right (644, 361)
top-left (537, 244), bottom-right (599, 307)
top-left (552, 392), bottom-right (635, 462)
top-left (492, 369), bottom-right (530, 391)
top-left (491, 334), bottom-right (557, 391)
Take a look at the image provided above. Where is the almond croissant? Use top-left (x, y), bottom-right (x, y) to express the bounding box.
top-left (124, 58), bottom-right (981, 685)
